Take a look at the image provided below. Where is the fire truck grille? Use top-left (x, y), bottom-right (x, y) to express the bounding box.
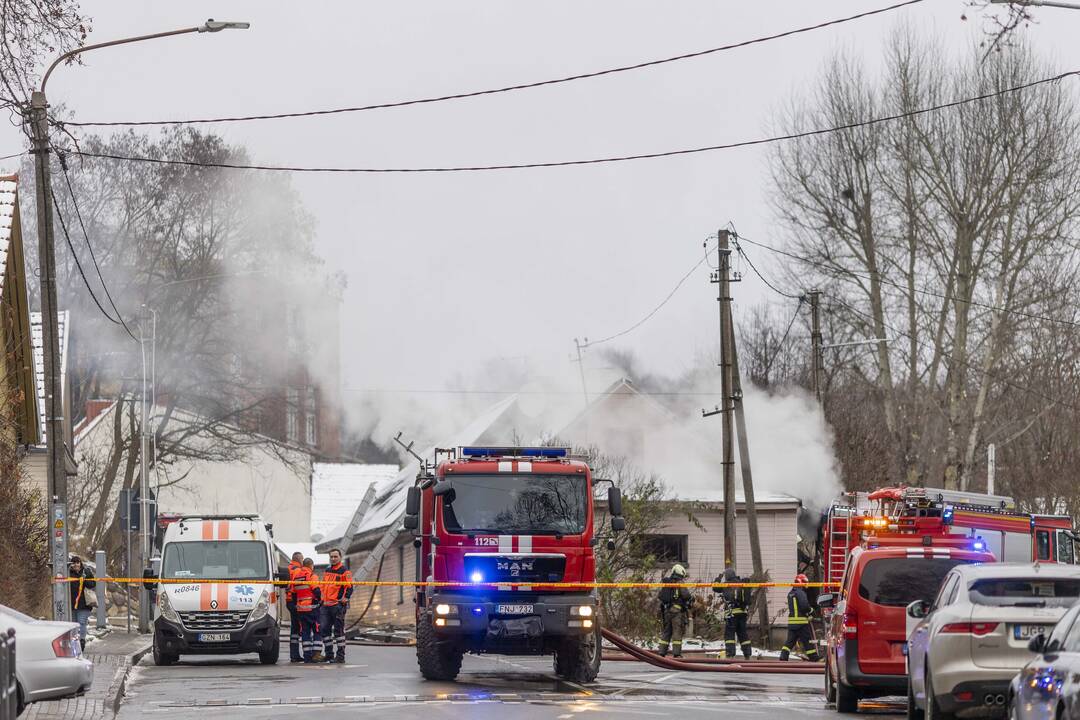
top-left (463, 555), bottom-right (567, 584)
top-left (179, 611), bottom-right (249, 631)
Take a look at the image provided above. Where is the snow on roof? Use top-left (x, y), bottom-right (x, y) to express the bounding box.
top-left (322, 395), bottom-right (520, 548)
top-left (31, 310), bottom-right (69, 444)
top-left (310, 462), bottom-right (399, 540)
top-left (0, 176), bottom-right (16, 294)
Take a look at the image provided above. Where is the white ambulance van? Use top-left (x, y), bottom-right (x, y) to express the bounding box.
top-left (147, 515), bottom-right (284, 665)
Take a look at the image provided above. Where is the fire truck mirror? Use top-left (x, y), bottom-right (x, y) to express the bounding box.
top-left (405, 486), bottom-right (421, 516)
top-left (433, 480), bottom-right (455, 500)
top-left (610, 517), bottom-right (626, 533)
top-left (403, 515), bottom-right (419, 531)
top-left (608, 487), bottom-right (624, 518)
top-left (817, 593), bottom-right (835, 609)
top-left (607, 539), bottom-right (616, 551)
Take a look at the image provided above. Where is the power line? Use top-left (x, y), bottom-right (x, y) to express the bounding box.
top-left (62, 0), bottom-right (925, 128)
top-left (56, 151), bottom-right (138, 341)
top-left (50, 187), bottom-right (139, 342)
top-left (732, 234), bottom-right (801, 300)
top-left (0, 150), bottom-right (25, 162)
top-left (735, 233), bottom-right (1080, 330)
top-left (759, 298), bottom-right (805, 380)
top-left (63, 70), bottom-right (1080, 174)
top-left (583, 241), bottom-right (715, 349)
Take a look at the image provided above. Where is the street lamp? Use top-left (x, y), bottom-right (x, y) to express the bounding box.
top-left (26, 19), bottom-right (249, 627)
top-left (989, 0), bottom-right (1080, 10)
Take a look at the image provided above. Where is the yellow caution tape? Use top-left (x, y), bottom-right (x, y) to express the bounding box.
top-left (54, 577), bottom-right (840, 589)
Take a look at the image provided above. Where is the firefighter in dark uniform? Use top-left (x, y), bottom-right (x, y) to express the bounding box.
top-left (780, 573), bottom-right (820, 661)
top-left (715, 566), bottom-right (752, 660)
top-left (657, 564), bottom-right (693, 658)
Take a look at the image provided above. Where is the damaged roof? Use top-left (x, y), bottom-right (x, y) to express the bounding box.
top-left (310, 462), bottom-right (399, 540)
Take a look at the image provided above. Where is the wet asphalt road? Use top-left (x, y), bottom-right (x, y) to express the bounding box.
top-left (118, 646), bottom-right (906, 719)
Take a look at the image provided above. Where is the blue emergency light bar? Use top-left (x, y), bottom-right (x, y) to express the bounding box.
top-left (459, 446), bottom-right (569, 458)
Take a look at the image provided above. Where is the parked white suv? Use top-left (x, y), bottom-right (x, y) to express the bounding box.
top-left (906, 563), bottom-right (1080, 720)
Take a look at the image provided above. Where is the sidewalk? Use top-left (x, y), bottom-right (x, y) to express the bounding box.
top-left (24, 631), bottom-right (151, 720)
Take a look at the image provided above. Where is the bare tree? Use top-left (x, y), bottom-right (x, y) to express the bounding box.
top-left (770, 28), bottom-right (1080, 491)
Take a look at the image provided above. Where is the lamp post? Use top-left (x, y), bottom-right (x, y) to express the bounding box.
top-left (27, 18), bottom-right (250, 624)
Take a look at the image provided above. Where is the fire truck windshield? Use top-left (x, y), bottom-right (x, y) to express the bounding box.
top-left (442, 473), bottom-right (587, 536)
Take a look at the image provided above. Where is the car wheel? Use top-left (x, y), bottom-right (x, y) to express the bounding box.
top-left (16, 681), bottom-right (25, 716)
top-left (1007, 692), bottom-right (1019, 720)
top-left (825, 655), bottom-right (837, 704)
top-left (908, 680), bottom-right (925, 720)
top-left (925, 670), bottom-right (953, 720)
top-left (836, 674), bottom-right (859, 714)
top-left (152, 638), bottom-right (177, 667)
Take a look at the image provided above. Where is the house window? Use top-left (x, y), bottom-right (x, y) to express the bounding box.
top-left (642, 534), bottom-right (688, 567)
top-left (286, 304), bottom-right (303, 354)
top-left (285, 388), bottom-right (299, 443)
top-left (304, 387), bottom-right (317, 446)
top-left (397, 545), bottom-right (405, 605)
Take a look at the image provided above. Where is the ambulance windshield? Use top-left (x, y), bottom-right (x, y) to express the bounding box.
top-left (162, 541), bottom-right (270, 581)
top-left (442, 474), bottom-right (587, 536)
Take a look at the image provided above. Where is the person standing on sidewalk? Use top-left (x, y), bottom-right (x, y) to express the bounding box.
top-left (320, 548), bottom-right (353, 664)
top-left (295, 558), bottom-right (324, 663)
top-left (68, 555), bottom-right (97, 652)
top-left (286, 551), bottom-right (304, 663)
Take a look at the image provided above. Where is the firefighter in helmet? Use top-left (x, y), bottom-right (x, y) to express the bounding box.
top-left (714, 566), bottom-right (752, 660)
top-left (657, 564), bottom-right (693, 658)
top-left (780, 573), bottom-right (820, 661)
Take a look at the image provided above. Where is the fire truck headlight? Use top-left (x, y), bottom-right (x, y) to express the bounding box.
top-left (571, 605), bottom-right (594, 617)
top-left (583, 619), bottom-right (593, 628)
top-left (435, 604), bottom-right (453, 616)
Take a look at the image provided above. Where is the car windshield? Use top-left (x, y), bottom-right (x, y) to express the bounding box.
top-left (969, 578), bottom-right (1080, 608)
top-left (161, 541), bottom-right (269, 581)
top-left (858, 557), bottom-right (978, 607)
top-left (442, 473), bottom-right (588, 536)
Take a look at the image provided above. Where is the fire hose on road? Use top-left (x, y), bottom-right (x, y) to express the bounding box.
top-left (600, 628), bottom-right (823, 674)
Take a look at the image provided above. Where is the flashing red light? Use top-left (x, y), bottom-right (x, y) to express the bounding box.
top-left (941, 622), bottom-right (999, 637)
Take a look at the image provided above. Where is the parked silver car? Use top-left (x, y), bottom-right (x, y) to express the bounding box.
top-left (1007, 600), bottom-right (1080, 720)
top-left (905, 563), bottom-right (1080, 720)
top-left (0, 604), bottom-right (93, 714)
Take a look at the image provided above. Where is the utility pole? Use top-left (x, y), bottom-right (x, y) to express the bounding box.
top-left (573, 338), bottom-right (589, 408)
top-left (809, 289), bottom-right (823, 403)
top-left (725, 300), bottom-right (770, 644)
top-left (27, 90), bottom-right (71, 623)
top-left (987, 443), bottom-right (996, 496)
top-left (138, 313), bottom-right (151, 633)
top-left (703, 230), bottom-right (738, 568)
top-left (23, 19), bottom-right (250, 623)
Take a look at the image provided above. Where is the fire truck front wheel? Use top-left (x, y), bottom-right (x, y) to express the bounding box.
top-left (554, 623), bottom-right (601, 683)
top-left (417, 614), bottom-right (464, 681)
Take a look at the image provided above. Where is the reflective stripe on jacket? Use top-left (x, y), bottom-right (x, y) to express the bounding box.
top-left (321, 564), bottom-right (353, 606)
top-left (787, 587), bottom-right (811, 625)
top-left (286, 561), bottom-right (302, 602)
top-left (293, 567), bottom-right (320, 612)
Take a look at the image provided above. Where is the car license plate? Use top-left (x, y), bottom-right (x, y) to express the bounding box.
top-left (197, 633), bottom-right (231, 642)
top-left (496, 604), bottom-right (534, 615)
top-left (1014, 624), bottom-right (1048, 640)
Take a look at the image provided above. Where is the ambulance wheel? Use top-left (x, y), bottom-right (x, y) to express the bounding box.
top-left (416, 614), bottom-right (463, 681)
top-left (554, 624), bottom-right (601, 684)
top-left (152, 637), bottom-right (177, 667)
top-left (259, 639), bottom-right (279, 665)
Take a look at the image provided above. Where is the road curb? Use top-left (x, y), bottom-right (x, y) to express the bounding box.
top-left (109, 642), bottom-right (152, 715)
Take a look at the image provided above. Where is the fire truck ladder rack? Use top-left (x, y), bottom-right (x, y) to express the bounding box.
top-left (600, 628), bottom-right (823, 674)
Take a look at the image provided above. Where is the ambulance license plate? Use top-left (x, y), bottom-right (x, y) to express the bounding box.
top-left (496, 604), bottom-right (534, 615)
top-left (1014, 624), bottom-right (1048, 640)
top-left (197, 633), bottom-right (231, 642)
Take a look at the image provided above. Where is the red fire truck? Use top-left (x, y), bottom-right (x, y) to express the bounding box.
top-left (401, 447), bottom-right (625, 683)
top-left (821, 487), bottom-right (1077, 587)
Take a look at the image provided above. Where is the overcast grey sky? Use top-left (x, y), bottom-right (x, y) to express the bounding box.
top-left (4, 1), bottom-right (1079, 419)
